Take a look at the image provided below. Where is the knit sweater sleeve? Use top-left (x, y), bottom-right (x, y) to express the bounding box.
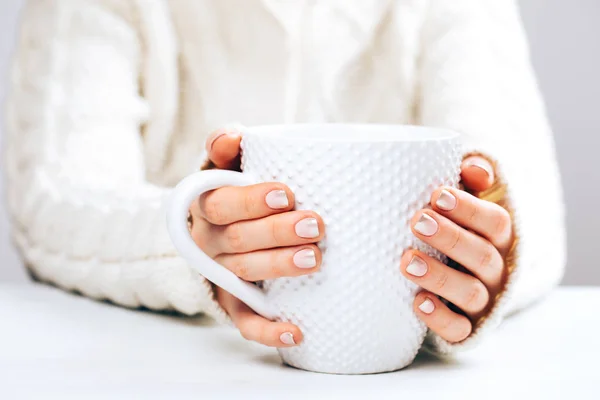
top-left (417, 0), bottom-right (566, 354)
top-left (4, 0), bottom-right (228, 321)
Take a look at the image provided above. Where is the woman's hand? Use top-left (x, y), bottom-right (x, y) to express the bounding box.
top-left (401, 156), bottom-right (513, 343)
top-left (190, 129), bottom-right (325, 348)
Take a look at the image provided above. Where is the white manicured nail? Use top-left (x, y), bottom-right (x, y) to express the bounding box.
top-left (280, 332), bottom-right (296, 345)
top-left (406, 256), bottom-right (428, 277)
top-left (436, 190), bottom-right (457, 211)
top-left (266, 190), bottom-right (289, 209)
top-left (293, 249), bottom-right (317, 268)
top-left (419, 298), bottom-right (435, 314)
top-left (414, 214), bottom-right (438, 236)
top-left (295, 218), bottom-right (319, 238)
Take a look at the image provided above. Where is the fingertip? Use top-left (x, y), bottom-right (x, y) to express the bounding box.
top-left (414, 291), bottom-right (437, 315)
top-left (265, 183), bottom-right (295, 212)
top-left (461, 156), bottom-right (494, 192)
top-left (297, 211), bottom-right (326, 241)
top-left (400, 249), bottom-right (416, 268)
top-left (279, 323), bottom-right (304, 347)
top-left (410, 209), bottom-right (439, 237)
top-left (413, 292), bottom-right (473, 342)
top-left (207, 129), bottom-right (242, 169)
top-left (234, 304), bottom-right (303, 348)
top-left (205, 129), bottom-right (226, 152)
top-left (292, 244), bottom-right (323, 271)
top-left (430, 186), bottom-right (457, 212)
top-left (409, 209), bottom-right (425, 227)
top-left (429, 186), bottom-right (443, 205)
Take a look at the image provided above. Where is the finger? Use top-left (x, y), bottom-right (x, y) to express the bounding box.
top-left (215, 245), bottom-right (321, 281)
top-left (411, 210), bottom-right (503, 291)
top-left (430, 186), bottom-right (513, 252)
top-left (401, 250), bottom-right (489, 316)
top-left (193, 182), bottom-right (295, 225)
top-left (460, 156), bottom-right (494, 193)
top-left (414, 291), bottom-right (472, 343)
top-left (217, 288), bottom-right (302, 348)
top-left (189, 215), bottom-right (221, 258)
top-left (206, 128), bottom-right (242, 170)
top-left (214, 211), bottom-right (325, 254)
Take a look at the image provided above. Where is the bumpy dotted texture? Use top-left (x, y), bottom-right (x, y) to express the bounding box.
top-left (241, 133), bottom-right (462, 374)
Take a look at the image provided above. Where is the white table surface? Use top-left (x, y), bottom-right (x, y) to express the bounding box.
top-left (0, 284), bottom-right (597, 399)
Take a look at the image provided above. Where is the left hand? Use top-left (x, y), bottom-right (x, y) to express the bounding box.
top-left (401, 156), bottom-right (514, 343)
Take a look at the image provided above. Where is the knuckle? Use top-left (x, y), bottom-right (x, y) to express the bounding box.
top-left (230, 256), bottom-right (251, 280)
top-left (467, 203), bottom-right (479, 223)
top-left (202, 195), bottom-right (226, 225)
top-left (434, 272), bottom-right (449, 292)
top-left (225, 223), bottom-right (246, 252)
top-left (493, 207), bottom-right (512, 238)
top-left (445, 227), bottom-right (461, 252)
top-left (257, 324), bottom-right (269, 345)
top-left (268, 251), bottom-right (284, 277)
top-left (478, 243), bottom-right (499, 271)
top-left (239, 323), bottom-right (253, 341)
top-left (464, 281), bottom-right (488, 312)
top-left (191, 221), bottom-right (211, 251)
top-left (243, 189), bottom-right (256, 216)
top-left (270, 217), bottom-right (286, 247)
top-left (191, 227), bottom-right (208, 250)
top-left (189, 197), bottom-right (201, 216)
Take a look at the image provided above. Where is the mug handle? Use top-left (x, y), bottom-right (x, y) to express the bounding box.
top-left (166, 169), bottom-right (277, 319)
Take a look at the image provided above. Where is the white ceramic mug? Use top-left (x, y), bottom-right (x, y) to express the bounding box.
top-left (167, 124), bottom-right (462, 374)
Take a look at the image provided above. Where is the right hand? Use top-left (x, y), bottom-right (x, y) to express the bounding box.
top-left (189, 128), bottom-right (326, 348)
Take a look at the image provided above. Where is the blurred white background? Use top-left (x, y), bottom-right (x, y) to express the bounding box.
top-left (1, 1), bottom-right (599, 284)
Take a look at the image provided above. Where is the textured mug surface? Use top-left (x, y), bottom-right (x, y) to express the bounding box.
top-left (167, 124), bottom-right (462, 374)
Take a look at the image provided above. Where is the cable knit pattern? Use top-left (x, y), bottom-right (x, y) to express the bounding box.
top-left (4, 0), bottom-right (565, 355)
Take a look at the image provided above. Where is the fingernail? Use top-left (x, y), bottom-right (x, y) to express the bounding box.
top-left (280, 332), bottom-right (296, 345)
top-left (295, 218), bottom-right (319, 238)
top-left (418, 298), bottom-right (435, 314)
top-left (406, 256), bottom-right (428, 277)
top-left (414, 214), bottom-right (438, 236)
top-left (293, 249), bottom-right (317, 268)
top-left (465, 159), bottom-right (494, 184)
top-left (206, 132), bottom-right (227, 152)
top-left (436, 190), bottom-right (457, 211)
top-left (266, 190), bottom-right (289, 209)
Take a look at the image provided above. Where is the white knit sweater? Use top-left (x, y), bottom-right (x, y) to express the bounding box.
top-left (4, 0), bottom-right (565, 354)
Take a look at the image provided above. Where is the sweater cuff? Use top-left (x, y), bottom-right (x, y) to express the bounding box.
top-left (424, 142), bottom-right (522, 355)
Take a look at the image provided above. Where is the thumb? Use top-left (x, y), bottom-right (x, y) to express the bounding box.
top-left (460, 156), bottom-right (495, 193)
top-left (205, 128), bottom-right (242, 170)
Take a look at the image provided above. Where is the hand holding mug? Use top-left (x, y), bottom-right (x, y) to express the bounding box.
top-left (168, 124), bottom-right (506, 374)
top-left (193, 129), bottom-right (512, 348)
top-left (188, 129), bottom-right (323, 347)
top-left (401, 156), bottom-right (513, 343)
